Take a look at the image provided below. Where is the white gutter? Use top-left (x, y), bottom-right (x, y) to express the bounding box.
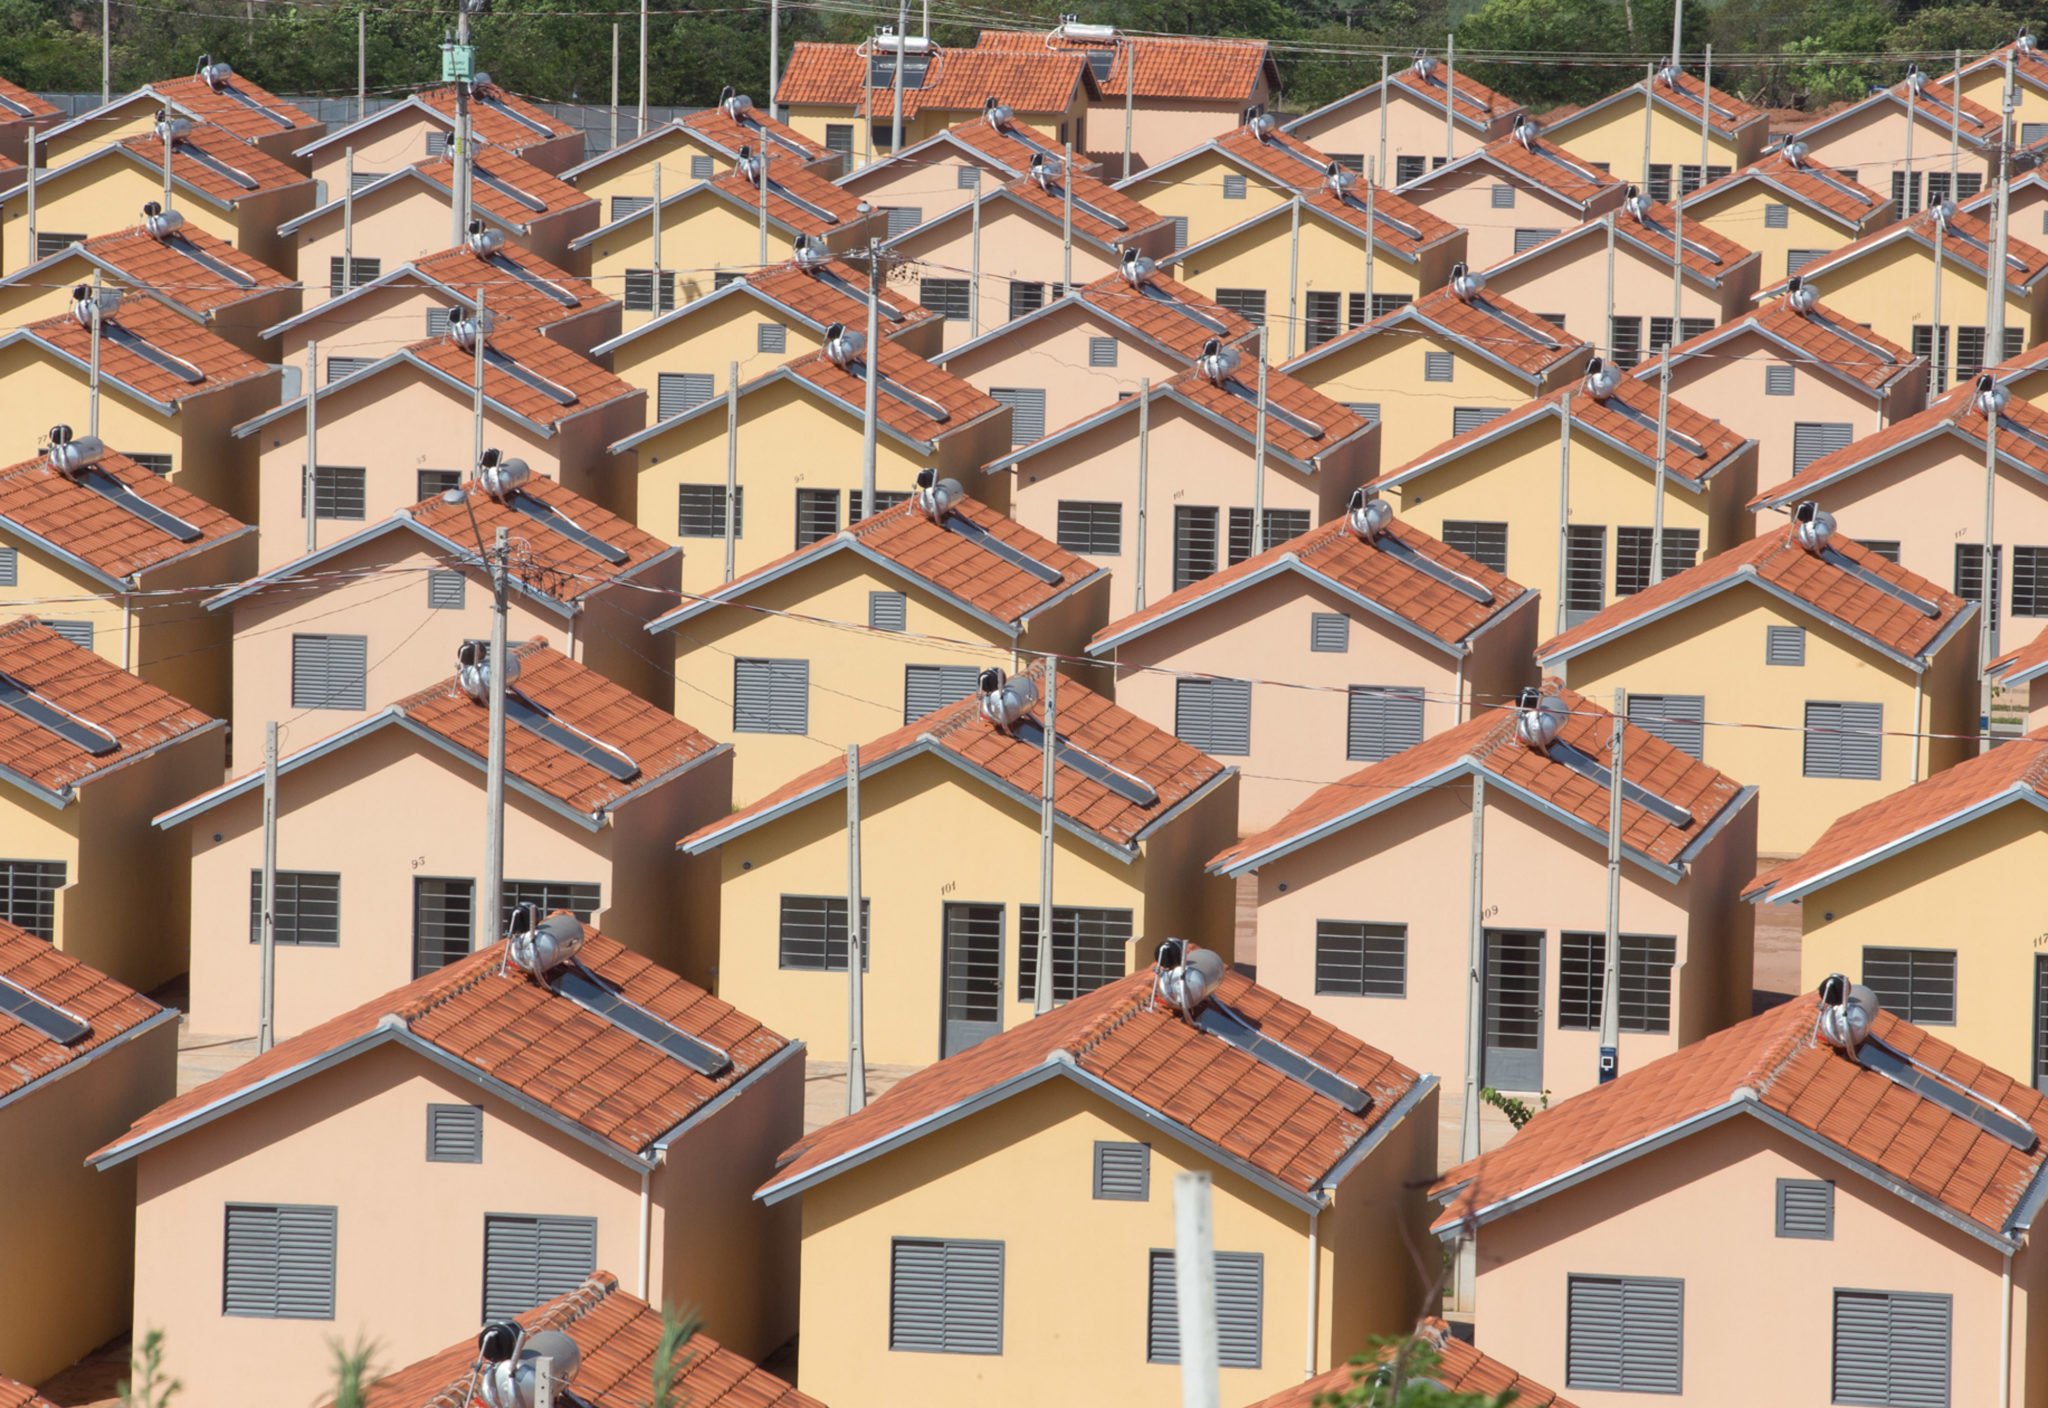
top-left (1302, 1206), bottom-right (1320, 1381)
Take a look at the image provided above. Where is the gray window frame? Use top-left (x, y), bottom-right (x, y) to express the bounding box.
top-left (920, 277), bottom-right (970, 321)
top-left (1175, 676), bottom-right (1251, 756)
top-left (1056, 500), bottom-right (1122, 556)
top-left (1092, 1141), bottom-right (1150, 1201)
top-left (0, 859), bottom-right (65, 939)
top-left (1566, 1273), bottom-right (1684, 1394)
top-left (889, 1238), bottom-right (1004, 1355)
top-left (249, 869), bottom-right (342, 948)
top-left (223, 1203), bottom-right (337, 1320)
top-left (777, 894), bottom-right (870, 971)
top-left (427, 1103), bottom-right (484, 1163)
top-left (481, 1212), bottom-right (598, 1322)
top-left (1767, 625), bottom-right (1806, 666)
top-left (1803, 700), bottom-right (1883, 780)
top-left (1861, 946), bottom-right (1957, 1026)
top-left (903, 663), bottom-right (979, 722)
top-left (868, 591), bottom-right (908, 632)
top-left (1147, 1249), bottom-right (1262, 1368)
top-left (1558, 931), bottom-right (1677, 1034)
top-left (1776, 1178), bottom-right (1834, 1239)
top-left (1309, 612), bottom-right (1348, 653)
top-left (677, 483), bottom-right (741, 538)
top-left (290, 633), bottom-right (368, 710)
top-left (1831, 1289), bottom-right (1951, 1408)
top-left (733, 657), bottom-right (808, 735)
top-left (1314, 921), bottom-right (1406, 998)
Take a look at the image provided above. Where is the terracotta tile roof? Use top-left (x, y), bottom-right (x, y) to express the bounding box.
top-left (415, 144), bottom-right (591, 225)
top-left (1432, 990), bottom-right (2048, 1240)
top-left (415, 80), bottom-right (579, 149)
top-left (1473, 128), bottom-right (1620, 207)
top-left (1608, 197), bottom-right (1753, 278)
top-left (1657, 294), bottom-right (1913, 395)
top-left (1165, 356), bottom-right (1372, 465)
top-left (1246, 1319), bottom-right (1575, 1408)
top-left (680, 100), bottom-right (831, 163)
top-left (933, 109), bottom-right (1097, 175)
top-left (71, 219), bottom-right (291, 318)
top-left (0, 920), bottom-right (166, 1104)
top-left (1751, 382), bottom-right (2048, 506)
top-left (784, 336), bottom-right (1000, 443)
top-left (1213, 682), bottom-right (1742, 875)
top-left (410, 240), bottom-right (608, 330)
top-left (404, 321), bottom-right (637, 426)
top-left (1387, 62), bottom-right (1521, 126)
top-left (1094, 506), bottom-right (1528, 651)
top-left (995, 163), bottom-right (1167, 243)
top-left (20, 291), bottom-right (272, 404)
top-left (1210, 125), bottom-right (1462, 255)
top-left (410, 475), bottom-right (670, 605)
top-left (1381, 281), bottom-right (1585, 379)
top-left (1768, 205), bottom-right (2048, 291)
top-left (764, 963), bottom-right (1423, 1200)
top-left (1888, 73), bottom-right (2000, 133)
top-left (1539, 516), bottom-right (1968, 663)
top-left (150, 69), bottom-right (318, 144)
top-left (0, 444), bottom-right (247, 584)
top-left (1626, 67), bottom-right (1767, 135)
top-left (354, 1273), bottom-right (822, 1408)
top-left (115, 123), bottom-right (310, 203)
top-left (0, 78), bottom-right (61, 123)
top-left (775, 40), bottom-right (1089, 117)
top-left (708, 148), bottom-right (862, 234)
top-left (687, 659), bottom-right (1225, 855)
top-left (1073, 266), bottom-right (1254, 358)
top-left (1696, 147), bottom-right (1885, 225)
top-left (728, 257), bottom-right (934, 334)
top-left (977, 30), bottom-right (1272, 102)
top-left (100, 929), bottom-right (788, 1164)
top-left (1990, 623), bottom-right (2048, 686)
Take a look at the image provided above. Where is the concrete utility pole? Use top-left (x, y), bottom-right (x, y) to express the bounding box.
top-left (1931, 50), bottom-right (1963, 397)
top-left (102, 0), bottom-right (111, 105)
top-left (1122, 38), bottom-right (1136, 181)
top-left (890, 0), bottom-right (909, 155)
top-left (1981, 51), bottom-right (2019, 752)
top-left (1173, 1172), bottom-right (1221, 1408)
top-left (1134, 378), bottom-right (1151, 609)
top-left (769, 0), bottom-right (782, 120)
top-left (1443, 35), bottom-right (1456, 163)
top-left (358, 10), bottom-right (367, 123)
top-left (846, 743), bottom-right (866, 1112)
top-left (724, 361), bottom-right (740, 582)
top-left (1599, 688), bottom-right (1626, 1083)
top-left (1032, 663), bottom-right (1058, 1016)
top-left (87, 272), bottom-right (102, 437)
top-left (483, 524), bottom-right (509, 936)
top-left (860, 230), bottom-right (881, 520)
top-left (303, 339), bottom-right (319, 552)
top-left (259, 721), bottom-right (278, 1054)
top-left (1062, 141), bottom-right (1076, 291)
top-left (1376, 53), bottom-right (1389, 189)
top-left (1250, 327), bottom-right (1270, 552)
top-left (610, 25), bottom-right (620, 150)
top-left (637, 0), bottom-right (650, 137)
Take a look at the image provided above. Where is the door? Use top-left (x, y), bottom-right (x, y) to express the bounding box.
top-left (942, 903), bottom-right (1005, 1056)
top-left (1483, 929), bottom-right (1544, 1091)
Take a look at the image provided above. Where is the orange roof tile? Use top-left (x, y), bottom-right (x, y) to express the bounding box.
top-left (0, 921), bottom-right (167, 1104)
top-left (1608, 196), bottom-right (1753, 278)
top-left (1093, 506), bottom-right (1528, 653)
top-left (100, 929), bottom-right (788, 1164)
top-left (1350, 280), bottom-right (1585, 380)
top-left (1247, 1319), bottom-right (1576, 1408)
top-left (764, 963), bottom-right (1424, 1201)
top-left (724, 256), bottom-right (934, 334)
top-left (1431, 990), bottom-right (2048, 1240)
top-left (150, 68), bottom-right (318, 144)
top-left (404, 474), bottom-right (669, 605)
top-left (1538, 516), bottom-right (1969, 664)
top-left (1655, 294), bottom-right (1914, 395)
top-left (1072, 265), bottom-right (1254, 358)
top-left (18, 290), bottom-right (272, 405)
top-left (415, 80), bottom-right (578, 149)
top-left (1470, 128), bottom-right (1620, 207)
top-left (708, 148), bottom-right (862, 234)
top-left (1211, 124), bottom-right (1462, 256)
top-left (1619, 67), bottom-right (1767, 136)
top-left (1212, 682), bottom-right (1744, 876)
top-left (680, 99), bottom-right (831, 163)
top-left (1990, 623), bottom-right (2048, 686)
top-left (784, 336), bottom-right (1001, 443)
top-left (1387, 61), bottom-right (1522, 127)
top-left (990, 161), bottom-right (1167, 244)
top-left (0, 444), bottom-right (247, 584)
top-left (0, 77), bottom-right (61, 123)
top-left (977, 30), bottom-right (1273, 103)
top-left (1888, 73), bottom-right (2000, 133)
top-left (69, 219), bottom-right (291, 319)
top-left (415, 144), bottom-right (591, 225)
top-left (928, 108), bottom-right (1101, 175)
top-left (115, 122), bottom-right (311, 203)
top-left (775, 40), bottom-right (1090, 117)
top-left (687, 659), bottom-right (1225, 856)
top-left (1752, 383), bottom-right (2048, 506)
top-left (1165, 356), bottom-right (1372, 465)
top-left (410, 240), bottom-right (608, 330)
top-left (354, 1273), bottom-right (822, 1408)
top-left (1767, 205), bottom-right (2048, 292)
top-left (1696, 147), bottom-right (1886, 225)
top-left (404, 321), bottom-right (637, 427)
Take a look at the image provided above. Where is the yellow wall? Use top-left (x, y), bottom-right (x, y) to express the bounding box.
top-left (1283, 89), bottom-right (1515, 179)
top-left (0, 249), bottom-right (296, 361)
top-left (0, 158), bottom-right (309, 276)
top-left (1796, 104), bottom-right (1996, 192)
top-left (938, 301), bottom-right (1196, 442)
top-left (584, 194), bottom-right (815, 332)
top-left (1804, 235), bottom-right (2043, 372)
top-left (1405, 163), bottom-right (1608, 274)
top-left (1126, 149), bottom-right (1294, 254)
top-left (1540, 99), bottom-right (1755, 186)
top-left (1682, 180), bottom-right (1872, 288)
top-left (570, 130), bottom-right (750, 218)
top-left (1483, 229), bottom-right (1752, 344)
top-left (783, 101), bottom-right (1083, 169)
top-left (40, 95), bottom-right (160, 166)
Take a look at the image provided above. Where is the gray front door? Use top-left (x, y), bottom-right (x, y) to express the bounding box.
top-left (942, 903), bottom-right (1005, 1056)
top-left (1483, 929), bottom-right (1544, 1091)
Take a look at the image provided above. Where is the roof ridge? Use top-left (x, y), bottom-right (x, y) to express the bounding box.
top-left (1742, 999), bottom-right (1823, 1101)
top-left (1062, 978), bottom-right (1156, 1063)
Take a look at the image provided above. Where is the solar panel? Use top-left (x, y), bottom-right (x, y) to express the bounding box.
top-left (481, 347), bottom-right (578, 406)
top-left (160, 232), bottom-right (259, 289)
top-left (0, 671), bottom-right (117, 755)
top-left (552, 961), bottom-right (730, 1074)
top-left (931, 506), bottom-right (1063, 584)
top-left (1249, 130), bottom-right (1334, 181)
top-left (1629, 210), bottom-right (1723, 266)
top-left (1366, 530), bottom-right (1495, 603)
top-left (210, 82), bottom-right (296, 129)
top-left (846, 357), bottom-right (950, 423)
top-left (1658, 69), bottom-right (1738, 124)
top-left (1856, 1036), bottom-right (2036, 1149)
top-left (1194, 1000), bottom-right (1371, 1112)
top-left (473, 87), bottom-right (557, 139)
top-left (1036, 173), bottom-right (1128, 231)
top-left (0, 91), bottom-right (33, 118)
top-left (0, 973), bottom-right (92, 1044)
top-left (172, 139), bottom-right (261, 191)
top-left (1994, 411), bottom-right (2048, 460)
top-left (1133, 281), bottom-right (1232, 335)
top-left (1468, 294), bottom-right (1561, 349)
top-left (74, 466), bottom-right (204, 542)
top-left (1590, 391), bottom-right (1706, 458)
top-left (1546, 738), bottom-right (1696, 828)
top-left (798, 257), bottom-right (906, 322)
top-left (991, 116), bottom-right (1066, 163)
top-left (482, 250), bottom-right (581, 307)
top-left (503, 691), bottom-right (640, 782)
top-left (1789, 160), bottom-right (1875, 207)
top-left (1800, 307), bottom-right (1899, 365)
top-left (1005, 717), bottom-right (1158, 805)
top-left (1525, 141), bottom-right (1611, 188)
top-left (1414, 66), bottom-right (1491, 117)
top-left (102, 323), bottom-right (206, 385)
top-left (1214, 376), bottom-right (1325, 440)
top-left (762, 173), bottom-right (842, 226)
top-left (1819, 545), bottom-right (1943, 618)
top-left (1329, 187), bottom-right (1423, 241)
top-left (1936, 218), bottom-right (2030, 272)
top-left (505, 490), bottom-right (629, 564)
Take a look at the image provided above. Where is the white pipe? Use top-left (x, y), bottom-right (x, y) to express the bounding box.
top-left (1912, 669), bottom-right (1925, 782)
top-left (637, 1164), bottom-right (652, 1296)
top-left (1134, 378), bottom-right (1150, 609)
top-left (1285, 194), bottom-right (1301, 360)
top-left (2000, 1250), bottom-right (2013, 1406)
top-left (1301, 1206), bottom-right (1320, 1380)
top-left (1454, 651), bottom-right (1467, 723)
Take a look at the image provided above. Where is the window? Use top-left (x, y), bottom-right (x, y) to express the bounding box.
top-left (1512, 228), bottom-right (1560, 253)
top-left (1864, 540), bottom-right (1902, 563)
top-left (498, 881), bottom-right (598, 933)
top-left (870, 122), bottom-right (897, 154)
top-left (904, 664), bottom-right (979, 722)
top-left (1007, 282), bottom-right (1046, 319)
top-left (482, 1214), bottom-right (597, 1321)
top-left (1558, 932), bottom-right (1677, 1033)
top-left (128, 452), bottom-right (172, 476)
top-left (1442, 521), bottom-right (1508, 574)
top-left (325, 356), bottom-right (377, 383)
top-left (1329, 153), bottom-right (1364, 173)
top-left (1764, 202), bottom-right (1789, 229)
top-left (1787, 249), bottom-right (1828, 275)
top-left (1776, 1179), bottom-right (1833, 1239)
top-left (249, 870), bottom-right (341, 947)
top-left (1615, 527), bottom-right (1699, 594)
top-left (223, 1205), bottom-right (336, 1319)
top-left (714, 272), bottom-right (741, 290)
top-left (1928, 170), bottom-right (1981, 206)
top-left (427, 570), bottom-right (466, 610)
top-left (307, 466), bottom-right (366, 521)
top-left (1832, 1291), bottom-right (1950, 1408)
top-left (412, 876), bottom-right (472, 976)
top-left (0, 549), bottom-right (15, 588)
top-left (1490, 183), bottom-right (1516, 209)
top-left (1315, 921), bottom-right (1405, 997)
top-left (1452, 407), bottom-right (1509, 436)
top-left (1222, 174), bottom-right (1247, 200)
top-left (1804, 700), bottom-right (1883, 780)
top-left (1608, 316), bottom-right (1643, 370)
top-left (1347, 685), bottom-right (1423, 762)
top-left (677, 484), bottom-right (741, 538)
top-left (42, 620), bottom-right (92, 651)
top-left (1566, 1274), bottom-right (1683, 1393)
top-left (956, 164), bottom-right (982, 190)
top-left (1423, 350), bottom-right (1454, 382)
top-left (427, 1104), bottom-right (483, 1163)
top-left (1767, 625), bottom-right (1806, 666)
top-left (1348, 402), bottom-right (1381, 424)
top-left (327, 256), bottom-right (379, 296)
top-left (1792, 422), bottom-right (1854, 475)
top-left (1168, 216), bottom-right (1189, 252)
top-left (1766, 364), bottom-right (1794, 395)
top-left (890, 1239), bottom-right (1003, 1354)
top-left (418, 469), bottom-right (462, 499)
top-left (656, 372), bottom-right (715, 420)
top-left (868, 591), bottom-right (906, 632)
top-left (623, 270), bottom-right (676, 314)
top-left (778, 896), bottom-right (868, 971)
top-left (757, 322), bottom-right (787, 355)
top-left (1225, 508), bottom-right (1308, 566)
top-left (1395, 155), bottom-right (1426, 185)
top-left (1148, 1250), bottom-right (1262, 1368)
top-left (688, 154), bottom-right (714, 179)
top-left (1954, 543), bottom-right (2003, 631)
top-left (914, 277), bottom-right (971, 321)
top-left (1056, 501), bottom-right (1121, 555)
top-left (1645, 163), bottom-right (1673, 204)
top-left (0, 861), bottom-right (64, 939)
top-left (1649, 317), bottom-right (1714, 357)
top-left (825, 124), bottom-right (854, 156)
top-left (992, 387), bottom-right (1046, 445)
top-left (1304, 291), bottom-right (1343, 349)
top-left (734, 658), bottom-right (808, 734)
top-left (1079, 336), bottom-right (1118, 370)
top-left (1309, 613), bottom-right (1348, 653)
top-left (1891, 170), bottom-right (1922, 221)
top-left (425, 131), bottom-right (451, 156)
top-left (1094, 1142), bottom-right (1150, 1201)
top-left (1344, 292), bottom-right (1412, 328)
top-left (608, 195), bottom-right (651, 223)
top-left (883, 206), bottom-right (923, 239)
top-left (1215, 288), bottom-right (1266, 325)
top-left (290, 634), bottom-right (367, 710)
top-left (1018, 905), bottom-right (1131, 1002)
top-left (1677, 163), bottom-right (1729, 197)
top-left (1956, 325), bottom-right (1989, 383)
top-left (2013, 546), bottom-right (2048, 617)
top-left (1564, 524), bottom-right (1606, 619)
top-left (1912, 324), bottom-right (1951, 387)
top-left (794, 487), bottom-right (840, 546)
top-left (34, 233), bottom-right (85, 260)
top-left (1173, 506), bottom-right (1219, 589)
top-left (1862, 947), bottom-right (1956, 1025)
top-left (1175, 677), bottom-right (1251, 755)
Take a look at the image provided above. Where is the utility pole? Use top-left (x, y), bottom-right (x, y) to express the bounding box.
top-left (846, 743), bottom-right (865, 1112)
top-left (1443, 34), bottom-right (1456, 164)
top-left (483, 525), bottom-right (509, 937)
top-left (610, 25), bottom-right (620, 150)
top-left (1981, 51), bottom-right (2018, 752)
top-left (860, 232), bottom-right (881, 520)
top-left (1598, 688), bottom-right (1625, 1084)
top-left (1134, 378), bottom-right (1150, 609)
top-left (1250, 328), bottom-right (1270, 552)
top-left (1375, 53), bottom-right (1389, 191)
top-left (890, 0), bottom-right (909, 155)
top-left (1173, 1172), bottom-right (1221, 1408)
top-left (1364, 158), bottom-right (1377, 319)
top-left (724, 361), bottom-right (740, 582)
top-left (637, 0), bottom-right (649, 138)
top-left (259, 721), bottom-right (278, 1054)
top-left (1650, 49), bottom-right (1701, 584)
top-left (1285, 193), bottom-right (1301, 359)
top-left (357, 9), bottom-right (366, 123)
top-left (449, 3), bottom-right (475, 245)
top-left (102, 0), bottom-right (111, 105)
top-left (24, 131), bottom-right (35, 260)
top-left (769, 0), bottom-right (781, 121)
top-left (87, 271), bottom-right (102, 438)
top-left (1033, 663), bottom-right (1057, 1017)
top-left (1932, 51), bottom-right (1963, 398)
top-left (1121, 37), bottom-right (1136, 182)
top-left (303, 339), bottom-right (318, 553)
top-left (1062, 141), bottom-right (1076, 291)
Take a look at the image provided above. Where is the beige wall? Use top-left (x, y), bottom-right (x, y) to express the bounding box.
top-left (1480, 233), bottom-right (1752, 344)
top-left (1795, 106), bottom-right (1995, 191)
top-left (279, 281), bottom-right (616, 371)
top-left (1541, 102), bottom-right (1760, 183)
top-left (1407, 163), bottom-right (1615, 274)
top-left (1284, 92), bottom-right (1516, 180)
top-left (938, 302), bottom-right (1194, 445)
top-left (840, 148), bottom-right (1011, 239)
top-left (294, 189), bottom-right (467, 308)
top-left (0, 250), bottom-right (297, 360)
top-left (783, 102), bottom-right (1085, 171)
top-left (1096, 100), bottom-right (1253, 177)
top-left (1681, 180), bottom-right (1879, 289)
top-left (1, 162), bottom-right (311, 277)
top-left (1793, 235), bottom-right (2044, 373)
top-left (1123, 149), bottom-right (1293, 257)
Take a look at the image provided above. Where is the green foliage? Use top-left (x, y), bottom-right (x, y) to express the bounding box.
top-left (647, 1302), bottom-right (703, 1408)
top-left (1478, 1086), bottom-right (1548, 1130)
top-left (1313, 1332), bottom-right (1520, 1406)
top-left (327, 1335), bottom-right (380, 1408)
top-left (117, 1330), bottom-right (180, 1408)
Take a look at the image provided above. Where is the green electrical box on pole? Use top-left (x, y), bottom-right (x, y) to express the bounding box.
top-left (441, 42), bottom-right (475, 82)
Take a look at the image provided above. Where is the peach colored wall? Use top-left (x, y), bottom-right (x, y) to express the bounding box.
top-left (1540, 102), bottom-right (1758, 182)
top-left (0, 1016), bottom-right (175, 1384)
top-left (1406, 163), bottom-right (1616, 275)
top-left (132, 535), bottom-right (252, 719)
top-left (839, 149), bottom-right (1010, 234)
top-left (2032, 675), bottom-right (2048, 731)
top-left (1284, 93), bottom-right (1515, 176)
top-left (1791, 233), bottom-right (2046, 374)
top-left (1795, 106), bottom-right (1996, 188)
top-left (0, 163), bottom-right (311, 277)
top-left (0, 251), bottom-right (298, 360)
top-left (1106, 101), bottom-right (1260, 177)
top-left (1123, 149), bottom-right (1295, 256)
top-left (293, 189), bottom-right (476, 309)
top-left (306, 117), bottom-right (450, 198)
top-left (1468, 1114), bottom-right (2027, 1406)
top-left (937, 302), bottom-right (1193, 444)
top-left (1480, 233), bottom-right (1749, 344)
top-left (279, 281), bottom-right (616, 369)
top-left (1102, 567), bottom-right (1538, 831)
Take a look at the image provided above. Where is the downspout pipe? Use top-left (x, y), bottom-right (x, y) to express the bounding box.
top-left (2000, 1248), bottom-right (2013, 1406)
top-left (1303, 1204), bottom-right (1321, 1381)
top-left (638, 1163), bottom-right (653, 1297)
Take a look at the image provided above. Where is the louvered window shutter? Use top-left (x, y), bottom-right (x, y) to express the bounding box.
top-left (1347, 686), bottom-right (1424, 762)
top-left (1175, 678), bottom-right (1251, 755)
top-left (1512, 228), bottom-right (1559, 253)
top-left (1803, 700), bottom-right (1882, 780)
top-left (885, 206), bottom-right (924, 239)
top-left (1568, 1275), bottom-right (1683, 1392)
top-left (1441, 521), bottom-right (1508, 573)
top-left (733, 658), bottom-right (808, 734)
top-left (1833, 1290), bottom-right (1950, 1408)
top-left (1766, 625), bottom-right (1806, 665)
top-left (481, 1214), bottom-right (596, 1321)
top-left (1088, 337), bottom-right (1118, 367)
top-left (1309, 613), bottom-right (1348, 653)
top-left (758, 322), bottom-right (787, 354)
top-left (1626, 694), bottom-right (1705, 759)
top-left (224, 1204), bottom-right (337, 1319)
top-left (689, 155), bottom-right (714, 178)
top-left (427, 570), bottom-right (467, 609)
top-left (290, 635), bottom-right (368, 710)
top-left (1056, 501), bottom-right (1122, 555)
top-left (326, 356), bottom-right (378, 383)
top-left (1424, 351), bottom-right (1454, 382)
top-left (903, 664), bottom-right (981, 722)
top-left (1766, 364), bottom-right (1795, 395)
top-left (427, 1104), bottom-right (484, 1163)
top-left (1491, 183), bottom-right (1516, 208)
top-left (1792, 422), bottom-right (1854, 473)
top-left (1452, 407), bottom-right (1508, 435)
top-left (1092, 1141), bottom-right (1150, 1200)
top-left (0, 549), bottom-right (19, 588)
top-left (890, 1239), bottom-right (1004, 1354)
top-left (657, 372), bottom-right (716, 420)
top-left (992, 388), bottom-right (1046, 446)
top-left (868, 591), bottom-right (907, 632)
top-left (609, 195), bottom-right (651, 223)
top-left (1148, 1251), bottom-right (1262, 1367)
top-left (1764, 203), bottom-right (1789, 228)
top-left (1776, 1179), bottom-right (1833, 1238)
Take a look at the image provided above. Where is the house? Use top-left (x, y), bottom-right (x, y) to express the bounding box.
top-left (1282, 269), bottom-right (1590, 470)
top-left (935, 254), bottom-right (1255, 443)
top-left (1747, 725), bottom-right (2048, 1086)
top-left (1990, 625), bottom-right (2048, 730)
top-left (0, 76), bottom-right (62, 166)
top-left (294, 79), bottom-right (585, 197)
top-left (613, 332), bottom-right (1008, 598)
top-left (347, 1273), bottom-right (822, 1408)
top-left (0, 208), bottom-right (297, 360)
top-left (993, 349), bottom-right (1378, 621)
top-left (1282, 53), bottom-right (1525, 185)
top-left (208, 469), bottom-right (676, 771)
top-left (1089, 493), bottom-right (1538, 831)
top-left (262, 233), bottom-right (616, 378)
top-left (1535, 505), bottom-right (1978, 854)
top-left (0, 434), bottom-right (252, 716)
top-left (1431, 982), bottom-right (2048, 1406)
top-left (3, 123), bottom-right (315, 275)
top-left (281, 147), bottom-right (599, 296)
top-left (1537, 66), bottom-right (1771, 198)
top-left (1474, 196), bottom-right (1759, 353)
top-left (838, 104), bottom-right (1108, 239)
top-left (1211, 682), bottom-right (1756, 1153)
top-left (1748, 383), bottom-right (2048, 650)
top-left (0, 290), bottom-right (278, 520)
top-left (156, 641), bottom-right (733, 1035)
top-left (1111, 116), bottom-right (1355, 256)
top-left (1752, 206), bottom-right (2048, 388)
top-left (1681, 143), bottom-right (1892, 285)
top-left (649, 479), bottom-right (1108, 805)
top-left (1950, 38), bottom-right (2048, 139)
top-left (1371, 361), bottom-right (1757, 634)
top-left (0, 617), bottom-right (223, 988)
top-left (1792, 70), bottom-right (2000, 200)
top-left (1635, 283), bottom-right (1925, 490)
top-left (36, 59), bottom-right (323, 168)
top-left (678, 662), bottom-right (1237, 1065)
top-left (1965, 167), bottom-right (2048, 246)
top-left (1243, 1317), bottom-right (1575, 1408)
top-left (595, 248), bottom-right (940, 429)
top-left (0, 926), bottom-right (176, 1383)
top-left (1396, 118), bottom-right (1626, 272)
top-left (234, 318), bottom-right (643, 572)
top-left (566, 92), bottom-right (839, 229)
top-left (760, 952), bottom-right (1438, 1408)
top-left (571, 149), bottom-right (874, 331)
top-left (90, 927), bottom-right (802, 1408)
top-left (774, 37), bottom-right (1096, 165)
top-left (885, 158), bottom-right (1176, 349)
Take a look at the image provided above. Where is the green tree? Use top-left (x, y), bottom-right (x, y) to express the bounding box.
top-left (648, 1303), bottom-right (703, 1408)
top-left (117, 1330), bottom-right (180, 1408)
top-left (1315, 1332), bottom-right (1520, 1406)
